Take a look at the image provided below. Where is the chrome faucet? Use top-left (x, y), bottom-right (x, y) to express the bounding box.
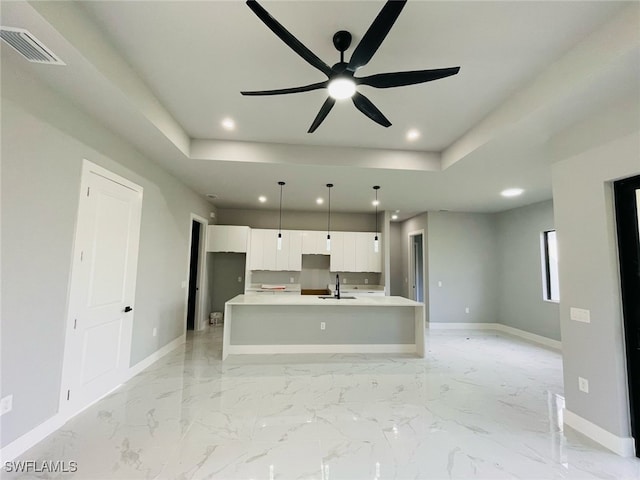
top-left (335, 274), bottom-right (340, 299)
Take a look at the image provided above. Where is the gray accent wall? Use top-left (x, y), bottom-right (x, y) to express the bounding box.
top-left (209, 253), bottom-right (247, 314)
top-left (427, 212), bottom-right (499, 324)
top-left (230, 306), bottom-right (415, 345)
top-left (552, 131), bottom-right (640, 439)
top-left (495, 201), bottom-right (560, 340)
top-left (1, 60), bottom-right (212, 447)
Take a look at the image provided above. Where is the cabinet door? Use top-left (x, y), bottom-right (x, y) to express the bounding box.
top-left (301, 231), bottom-right (316, 254)
top-left (206, 225), bottom-right (226, 252)
top-left (342, 232), bottom-right (357, 272)
top-left (249, 229), bottom-right (264, 270)
top-left (318, 230), bottom-right (331, 254)
top-left (226, 226), bottom-right (249, 252)
top-left (369, 233), bottom-right (382, 272)
top-left (329, 231), bottom-right (344, 272)
top-left (355, 232), bottom-right (369, 272)
top-left (262, 229), bottom-right (278, 271)
top-left (288, 230), bottom-right (302, 270)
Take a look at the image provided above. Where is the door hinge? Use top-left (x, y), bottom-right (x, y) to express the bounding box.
top-left (74, 319), bottom-right (77, 330)
top-left (87, 187), bottom-right (90, 197)
top-left (67, 390), bottom-right (70, 401)
top-left (80, 251), bottom-right (83, 262)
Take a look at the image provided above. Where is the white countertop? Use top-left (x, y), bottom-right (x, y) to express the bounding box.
top-left (226, 294), bottom-right (422, 307)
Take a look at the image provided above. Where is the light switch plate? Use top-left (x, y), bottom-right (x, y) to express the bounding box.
top-left (465, 307), bottom-right (470, 314)
top-left (570, 307), bottom-right (591, 323)
top-left (578, 377), bottom-right (589, 393)
top-left (0, 395), bottom-right (13, 416)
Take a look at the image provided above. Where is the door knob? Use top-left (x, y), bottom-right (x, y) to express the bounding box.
top-left (124, 306), bottom-right (133, 313)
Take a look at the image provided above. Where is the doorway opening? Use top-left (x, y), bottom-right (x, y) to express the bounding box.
top-left (408, 230), bottom-right (425, 302)
top-left (614, 174), bottom-right (640, 458)
top-left (186, 215), bottom-right (207, 331)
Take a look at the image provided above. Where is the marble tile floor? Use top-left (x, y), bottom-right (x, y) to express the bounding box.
top-left (5, 327), bottom-right (640, 479)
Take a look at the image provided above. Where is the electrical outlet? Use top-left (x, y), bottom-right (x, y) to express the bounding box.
top-left (320, 322), bottom-right (326, 330)
top-left (578, 377), bottom-right (589, 393)
top-left (465, 307), bottom-right (470, 314)
top-left (343, 278), bottom-right (347, 284)
top-left (152, 327), bottom-right (157, 337)
top-left (237, 276), bottom-right (242, 283)
top-left (364, 278), bottom-right (369, 284)
top-left (0, 395), bottom-right (13, 416)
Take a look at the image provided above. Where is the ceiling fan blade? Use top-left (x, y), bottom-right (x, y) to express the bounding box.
top-left (308, 97), bottom-right (336, 133)
top-left (352, 92), bottom-right (391, 128)
top-left (347, 0), bottom-right (407, 73)
top-left (241, 81), bottom-right (328, 96)
top-left (246, 0), bottom-right (333, 77)
top-left (357, 67), bottom-right (460, 88)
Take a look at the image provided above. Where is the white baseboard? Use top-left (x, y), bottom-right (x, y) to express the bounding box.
top-left (0, 413), bottom-right (66, 463)
top-left (428, 322), bottom-right (499, 330)
top-left (564, 409), bottom-right (636, 457)
top-left (427, 322), bottom-right (562, 350)
top-left (128, 334), bottom-right (186, 378)
top-left (227, 344), bottom-right (416, 355)
top-left (0, 334), bottom-right (185, 463)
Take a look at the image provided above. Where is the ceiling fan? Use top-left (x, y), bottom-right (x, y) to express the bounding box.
top-left (241, 0), bottom-right (460, 133)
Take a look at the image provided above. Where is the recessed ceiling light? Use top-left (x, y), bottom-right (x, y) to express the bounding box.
top-left (222, 118), bottom-right (235, 130)
top-left (406, 129), bottom-right (420, 141)
top-left (372, 200), bottom-right (380, 206)
top-left (391, 214), bottom-right (398, 220)
top-left (258, 195), bottom-right (267, 203)
top-left (316, 197), bottom-right (324, 205)
top-left (501, 188), bottom-right (524, 198)
top-left (206, 193), bottom-right (217, 199)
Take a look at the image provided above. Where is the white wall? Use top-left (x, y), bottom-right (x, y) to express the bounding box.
top-left (495, 200), bottom-right (560, 340)
top-left (1, 59), bottom-right (212, 448)
top-left (552, 131), bottom-right (640, 443)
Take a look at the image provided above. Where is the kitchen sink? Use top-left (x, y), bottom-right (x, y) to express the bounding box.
top-left (317, 296), bottom-right (357, 300)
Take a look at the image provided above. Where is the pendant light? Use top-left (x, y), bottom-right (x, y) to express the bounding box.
top-left (277, 181), bottom-right (285, 250)
top-left (373, 186), bottom-right (380, 253)
top-left (326, 183), bottom-right (333, 251)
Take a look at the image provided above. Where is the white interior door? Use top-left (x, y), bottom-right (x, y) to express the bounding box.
top-left (60, 160), bottom-right (142, 414)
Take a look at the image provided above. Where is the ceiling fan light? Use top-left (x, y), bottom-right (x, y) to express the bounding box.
top-left (328, 78), bottom-right (356, 100)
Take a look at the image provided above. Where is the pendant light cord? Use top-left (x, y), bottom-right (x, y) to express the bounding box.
top-left (326, 183), bottom-right (333, 235)
top-left (278, 181), bottom-right (285, 235)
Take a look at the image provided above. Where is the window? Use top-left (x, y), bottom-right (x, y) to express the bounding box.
top-left (542, 230), bottom-right (560, 302)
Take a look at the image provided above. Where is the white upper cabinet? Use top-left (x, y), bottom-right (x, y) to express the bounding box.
top-left (329, 231), bottom-right (345, 272)
top-left (250, 228), bottom-right (379, 272)
top-left (206, 225), bottom-right (249, 252)
top-left (250, 229), bottom-right (302, 271)
top-left (329, 231), bottom-right (382, 273)
top-left (301, 230), bottom-right (329, 255)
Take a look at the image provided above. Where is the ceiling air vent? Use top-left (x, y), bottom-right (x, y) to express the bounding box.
top-left (0, 27), bottom-right (65, 65)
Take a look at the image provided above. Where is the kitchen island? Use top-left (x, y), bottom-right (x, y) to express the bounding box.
top-left (222, 294), bottom-right (425, 360)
